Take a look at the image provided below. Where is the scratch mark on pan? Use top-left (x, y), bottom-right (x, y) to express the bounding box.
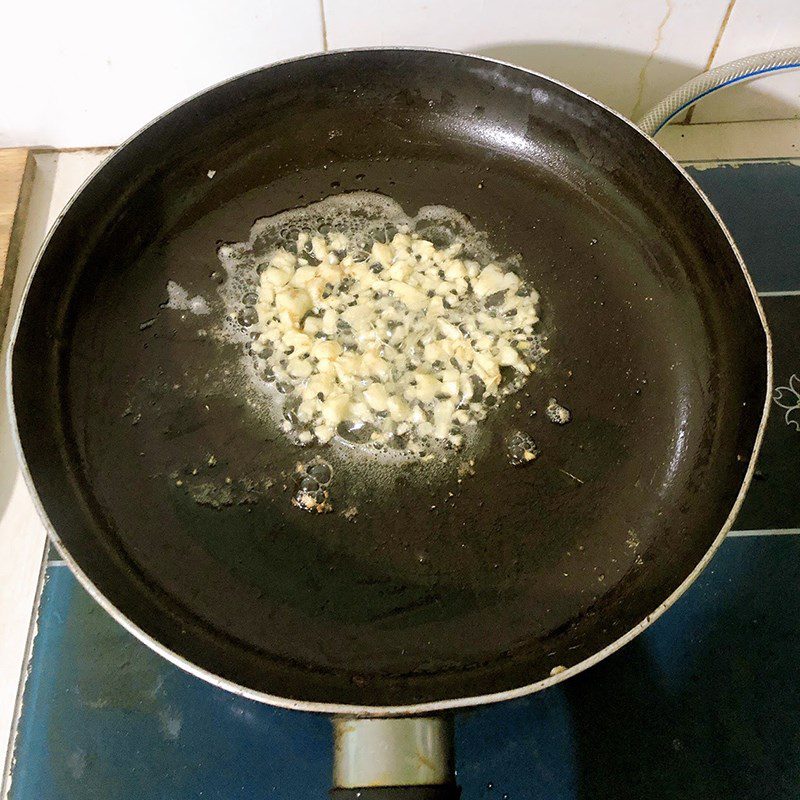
top-left (559, 469), bottom-right (585, 484)
top-left (370, 594), bottom-right (439, 623)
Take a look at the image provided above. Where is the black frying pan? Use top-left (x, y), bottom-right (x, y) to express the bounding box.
top-left (9, 50), bottom-right (769, 720)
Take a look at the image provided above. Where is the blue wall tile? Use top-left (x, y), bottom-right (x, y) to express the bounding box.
top-left (688, 163), bottom-right (800, 293)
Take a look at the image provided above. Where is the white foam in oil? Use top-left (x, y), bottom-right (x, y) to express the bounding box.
top-left (216, 191), bottom-right (544, 469)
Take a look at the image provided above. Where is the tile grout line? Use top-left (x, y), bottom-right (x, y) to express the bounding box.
top-left (684, 0), bottom-right (737, 124)
top-left (1, 543), bottom-right (48, 800)
top-left (680, 117), bottom-right (800, 127)
top-left (684, 158), bottom-right (800, 166)
top-left (630, 0), bottom-right (673, 122)
top-left (318, 0), bottom-right (328, 51)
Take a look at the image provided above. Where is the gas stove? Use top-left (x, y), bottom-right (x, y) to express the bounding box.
top-left (3, 136), bottom-right (800, 800)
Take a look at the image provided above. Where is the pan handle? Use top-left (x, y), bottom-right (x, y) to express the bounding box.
top-left (330, 716), bottom-right (461, 800)
top-left (330, 788), bottom-right (460, 800)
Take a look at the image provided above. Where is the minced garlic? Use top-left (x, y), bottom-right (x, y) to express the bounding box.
top-left (218, 193), bottom-right (545, 457)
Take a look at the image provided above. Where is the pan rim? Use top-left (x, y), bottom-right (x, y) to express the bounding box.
top-left (6, 46), bottom-right (773, 716)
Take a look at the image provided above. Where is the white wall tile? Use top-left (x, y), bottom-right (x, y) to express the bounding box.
top-left (4, 1), bottom-right (800, 146)
top-left (0, 0), bottom-right (324, 148)
top-left (691, 0), bottom-right (800, 123)
top-left (323, 0), bottom-right (730, 121)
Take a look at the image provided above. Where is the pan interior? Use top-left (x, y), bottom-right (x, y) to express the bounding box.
top-left (11, 51), bottom-right (767, 708)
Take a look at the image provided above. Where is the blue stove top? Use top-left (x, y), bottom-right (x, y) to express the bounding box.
top-left (8, 161), bottom-right (800, 800)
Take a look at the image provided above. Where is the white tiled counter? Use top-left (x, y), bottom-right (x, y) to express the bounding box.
top-left (0, 150), bottom-right (110, 780)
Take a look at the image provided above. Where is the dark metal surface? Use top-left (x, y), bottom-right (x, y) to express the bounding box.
top-left (10, 50), bottom-right (768, 709)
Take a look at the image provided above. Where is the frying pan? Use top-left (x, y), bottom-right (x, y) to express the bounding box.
top-left (8, 49), bottom-right (769, 793)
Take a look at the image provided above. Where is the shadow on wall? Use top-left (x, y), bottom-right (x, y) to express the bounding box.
top-left (475, 42), bottom-right (799, 122)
